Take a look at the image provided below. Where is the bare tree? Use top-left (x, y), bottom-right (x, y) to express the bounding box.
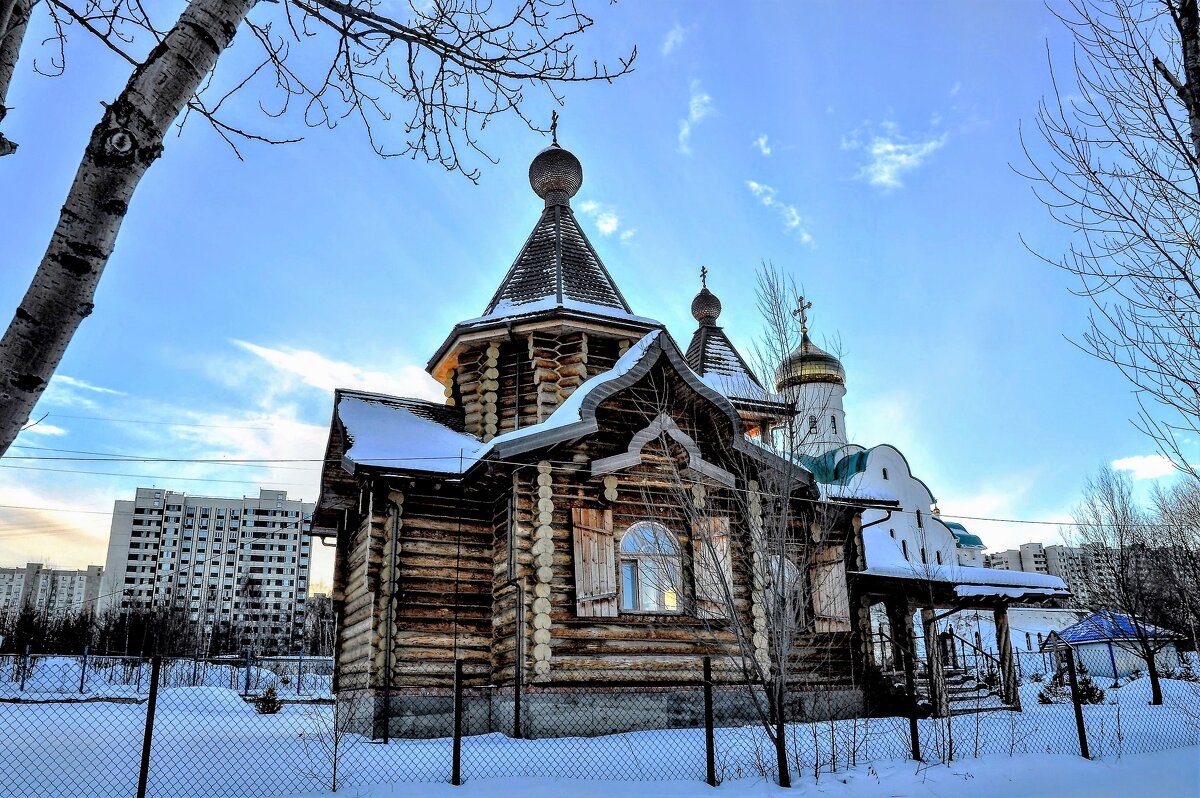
top-left (0, 0), bottom-right (635, 457)
top-left (1071, 465), bottom-right (1177, 704)
top-left (1024, 0), bottom-right (1200, 478)
top-left (622, 264), bottom-right (868, 786)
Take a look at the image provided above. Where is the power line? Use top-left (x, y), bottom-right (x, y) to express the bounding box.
top-left (40, 413), bottom-right (274, 430)
top-left (0, 464), bottom-right (312, 488)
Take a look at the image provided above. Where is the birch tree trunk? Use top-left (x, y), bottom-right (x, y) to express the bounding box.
top-left (0, 0), bottom-right (33, 156)
top-left (0, 0), bottom-right (255, 455)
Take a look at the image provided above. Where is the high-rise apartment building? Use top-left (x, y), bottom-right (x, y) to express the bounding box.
top-left (985, 540), bottom-right (1116, 606)
top-left (0, 563), bottom-right (104, 619)
top-left (99, 488), bottom-right (314, 654)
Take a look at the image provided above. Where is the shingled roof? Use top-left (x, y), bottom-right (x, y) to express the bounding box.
top-left (481, 204), bottom-right (634, 318)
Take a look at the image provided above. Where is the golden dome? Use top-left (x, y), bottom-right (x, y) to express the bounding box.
top-left (774, 332), bottom-right (845, 391)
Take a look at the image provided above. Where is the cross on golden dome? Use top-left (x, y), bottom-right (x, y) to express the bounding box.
top-left (792, 295), bottom-right (813, 335)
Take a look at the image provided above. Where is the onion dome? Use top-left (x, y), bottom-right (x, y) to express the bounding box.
top-left (774, 331), bottom-right (845, 390)
top-left (529, 144), bottom-right (583, 207)
top-left (690, 266), bottom-right (722, 325)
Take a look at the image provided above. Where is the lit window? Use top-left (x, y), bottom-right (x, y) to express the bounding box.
top-left (619, 522), bottom-right (680, 613)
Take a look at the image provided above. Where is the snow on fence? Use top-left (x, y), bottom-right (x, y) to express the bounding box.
top-left (0, 655), bottom-right (1197, 798)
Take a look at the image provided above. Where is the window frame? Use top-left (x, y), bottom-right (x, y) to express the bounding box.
top-left (618, 521), bottom-right (683, 615)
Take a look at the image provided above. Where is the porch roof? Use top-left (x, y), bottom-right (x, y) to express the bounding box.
top-left (851, 563), bottom-right (1070, 603)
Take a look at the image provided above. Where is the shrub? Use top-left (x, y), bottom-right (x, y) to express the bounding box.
top-left (1128, 668), bottom-right (1144, 681)
top-left (1037, 682), bottom-right (1068, 704)
top-left (255, 684), bottom-right (283, 715)
top-left (1028, 672), bottom-right (1045, 683)
top-left (1075, 672), bottom-right (1106, 705)
top-left (1177, 658), bottom-right (1198, 682)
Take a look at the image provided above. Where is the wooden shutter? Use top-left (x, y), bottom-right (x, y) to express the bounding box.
top-left (692, 517), bottom-right (733, 620)
top-left (809, 546), bottom-right (851, 633)
top-left (571, 508), bottom-right (617, 617)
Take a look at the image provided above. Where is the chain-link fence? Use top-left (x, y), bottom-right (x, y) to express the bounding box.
top-left (1, 650), bottom-right (1198, 797)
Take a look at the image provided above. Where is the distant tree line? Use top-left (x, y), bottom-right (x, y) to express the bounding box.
top-left (0, 594), bottom-right (336, 658)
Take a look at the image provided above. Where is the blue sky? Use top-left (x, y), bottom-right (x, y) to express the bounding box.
top-left (0, 1), bottom-right (1184, 585)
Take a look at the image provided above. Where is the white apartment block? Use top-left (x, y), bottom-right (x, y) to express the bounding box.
top-left (0, 563), bottom-right (104, 619)
top-left (100, 488), bottom-right (314, 654)
top-left (985, 541), bottom-right (1115, 606)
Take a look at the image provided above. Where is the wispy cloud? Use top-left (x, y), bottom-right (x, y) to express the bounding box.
top-left (54, 375), bottom-right (125, 395)
top-left (745, 181), bottom-right (812, 243)
top-left (577, 200), bottom-right (633, 241)
top-left (842, 121), bottom-right (947, 190)
top-left (231, 340), bottom-right (444, 402)
top-left (661, 23), bottom-right (686, 56)
top-left (950, 81), bottom-right (962, 96)
top-left (752, 134), bottom-right (772, 156)
top-left (678, 80), bottom-right (714, 155)
top-left (1112, 454), bottom-right (1177, 480)
top-left (20, 423), bottom-right (67, 437)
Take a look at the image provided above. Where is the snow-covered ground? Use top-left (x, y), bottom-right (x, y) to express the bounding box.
top-left (1, 675), bottom-right (1196, 798)
top-left (281, 747), bottom-right (1200, 798)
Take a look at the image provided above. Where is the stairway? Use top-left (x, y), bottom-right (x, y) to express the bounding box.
top-left (887, 666), bottom-right (1012, 717)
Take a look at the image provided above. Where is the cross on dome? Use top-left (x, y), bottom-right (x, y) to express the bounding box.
top-left (793, 295), bottom-right (813, 335)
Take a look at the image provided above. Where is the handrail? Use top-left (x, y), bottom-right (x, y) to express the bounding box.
top-left (944, 629), bottom-right (1003, 684)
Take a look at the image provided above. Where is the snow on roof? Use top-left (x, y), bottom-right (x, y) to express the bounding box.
top-left (338, 392), bottom-right (485, 474)
top-left (340, 332), bottom-right (663, 476)
top-left (459, 294), bottom-right (662, 328)
top-left (853, 563), bottom-right (1070, 598)
top-left (1051, 611), bottom-right (1181, 646)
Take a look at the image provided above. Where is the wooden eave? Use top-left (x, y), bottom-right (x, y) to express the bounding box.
top-left (427, 308), bottom-right (662, 384)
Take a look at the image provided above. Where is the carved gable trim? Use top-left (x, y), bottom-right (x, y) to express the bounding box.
top-left (590, 412), bottom-right (736, 487)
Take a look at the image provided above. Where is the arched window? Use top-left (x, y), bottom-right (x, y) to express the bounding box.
top-left (920, 547), bottom-right (927, 564)
top-left (901, 540), bottom-right (909, 561)
top-left (830, 415), bottom-right (838, 435)
top-left (808, 415), bottom-right (818, 434)
top-left (935, 550), bottom-right (943, 565)
top-left (620, 522), bottom-right (680, 612)
top-left (916, 509), bottom-right (923, 528)
top-left (881, 468), bottom-right (889, 480)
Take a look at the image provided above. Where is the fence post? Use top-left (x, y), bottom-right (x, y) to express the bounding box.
top-left (1065, 648), bottom-right (1091, 760)
top-left (451, 658), bottom-right (463, 786)
top-left (19, 645), bottom-right (30, 692)
top-left (703, 657), bottom-right (716, 787)
top-left (297, 649), bottom-right (304, 696)
top-left (244, 648), bottom-right (252, 695)
top-left (79, 645), bottom-right (89, 694)
top-left (136, 656), bottom-right (163, 798)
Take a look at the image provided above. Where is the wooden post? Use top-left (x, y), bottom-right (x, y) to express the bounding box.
top-left (921, 608), bottom-right (949, 717)
top-left (993, 605), bottom-right (1020, 709)
top-left (1064, 646), bottom-right (1090, 760)
top-left (136, 656), bottom-right (162, 798)
top-left (79, 645), bottom-right (88, 694)
top-left (703, 657), bottom-right (716, 787)
top-left (886, 600), bottom-right (922, 761)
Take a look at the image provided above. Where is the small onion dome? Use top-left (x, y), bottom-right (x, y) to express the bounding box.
top-left (691, 286), bottom-right (722, 325)
top-left (529, 144), bottom-right (583, 206)
top-left (774, 332), bottom-right (846, 391)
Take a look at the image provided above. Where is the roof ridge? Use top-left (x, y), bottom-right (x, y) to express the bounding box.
top-left (481, 204), bottom-right (633, 317)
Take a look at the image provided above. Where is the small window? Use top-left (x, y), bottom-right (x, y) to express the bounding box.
top-left (901, 540), bottom-right (909, 561)
top-left (619, 522), bottom-right (680, 613)
top-left (808, 415), bottom-right (818, 434)
top-left (889, 528), bottom-right (895, 539)
top-left (916, 509), bottom-right (923, 529)
top-left (920, 547), bottom-right (927, 564)
top-left (882, 468), bottom-right (889, 480)
top-left (830, 415), bottom-right (838, 435)
top-left (935, 550), bottom-right (943, 565)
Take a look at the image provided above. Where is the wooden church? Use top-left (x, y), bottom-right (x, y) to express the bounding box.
top-left (312, 139), bottom-right (893, 737)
